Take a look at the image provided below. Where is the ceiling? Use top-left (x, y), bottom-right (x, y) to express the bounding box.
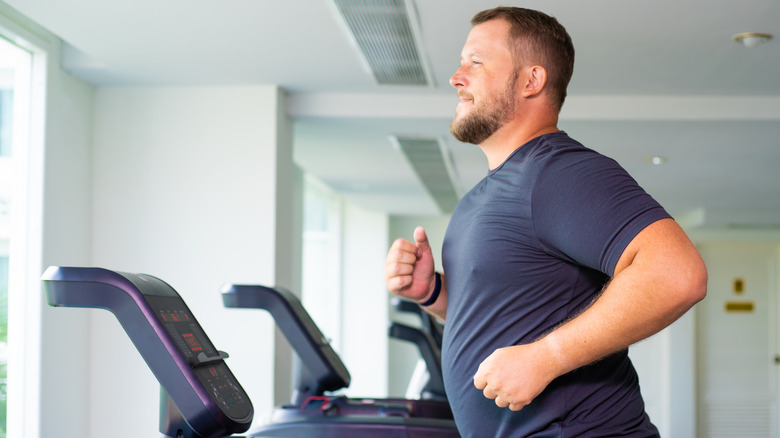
top-left (4, 0), bottom-right (780, 227)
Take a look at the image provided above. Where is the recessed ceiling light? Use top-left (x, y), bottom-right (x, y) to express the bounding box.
top-left (733, 32), bottom-right (772, 48)
top-left (642, 156), bottom-right (667, 165)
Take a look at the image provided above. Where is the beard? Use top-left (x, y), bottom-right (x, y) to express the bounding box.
top-left (450, 73), bottom-right (518, 145)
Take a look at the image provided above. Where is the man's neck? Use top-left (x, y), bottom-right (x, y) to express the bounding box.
top-left (479, 121), bottom-right (559, 170)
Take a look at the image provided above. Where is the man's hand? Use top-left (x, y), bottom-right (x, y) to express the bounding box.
top-left (473, 341), bottom-right (562, 411)
top-left (384, 226), bottom-right (436, 302)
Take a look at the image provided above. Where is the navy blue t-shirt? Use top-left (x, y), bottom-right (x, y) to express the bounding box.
top-left (441, 131), bottom-right (668, 437)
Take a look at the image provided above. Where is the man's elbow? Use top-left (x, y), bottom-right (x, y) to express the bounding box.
top-left (681, 256), bottom-right (708, 307)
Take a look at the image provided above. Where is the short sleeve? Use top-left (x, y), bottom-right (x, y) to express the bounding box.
top-left (532, 148), bottom-right (670, 276)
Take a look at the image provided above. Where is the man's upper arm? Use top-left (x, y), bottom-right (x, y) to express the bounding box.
top-left (612, 217), bottom-right (707, 304)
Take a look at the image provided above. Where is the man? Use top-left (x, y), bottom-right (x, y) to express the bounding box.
top-left (384, 7), bottom-right (707, 437)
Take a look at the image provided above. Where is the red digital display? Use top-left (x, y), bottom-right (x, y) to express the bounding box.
top-left (147, 296), bottom-right (217, 365)
top-left (182, 333), bottom-right (203, 352)
top-left (159, 310), bottom-right (191, 322)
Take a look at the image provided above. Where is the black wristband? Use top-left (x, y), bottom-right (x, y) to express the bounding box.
top-left (419, 272), bottom-right (441, 307)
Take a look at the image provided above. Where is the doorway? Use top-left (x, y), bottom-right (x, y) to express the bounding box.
top-left (697, 241), bottom-right (779, 437)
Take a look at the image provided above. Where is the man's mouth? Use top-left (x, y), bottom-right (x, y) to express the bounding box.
top-left (457, 91), bottom-right (474, 103)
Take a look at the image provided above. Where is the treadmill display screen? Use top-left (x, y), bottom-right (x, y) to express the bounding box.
top-left (145, 294), bottom-right (252, 420)
top-left (147, 295), bottom-right (218, 365)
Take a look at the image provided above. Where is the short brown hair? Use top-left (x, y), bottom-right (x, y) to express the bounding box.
top-left (472, 7), bottom-right (575, 111)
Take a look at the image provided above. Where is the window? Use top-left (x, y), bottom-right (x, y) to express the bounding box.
top-left (0, 41), bottom-right (17, 438)
top-left (0, 89), bottom-right (11, 157)
top-left (0, 33), bottom-right (33, 438)
top-left (0, 255), bottom-right (6, 438)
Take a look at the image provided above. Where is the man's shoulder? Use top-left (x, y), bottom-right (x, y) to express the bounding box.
top-left (514, 132), bottom-right (618, 182)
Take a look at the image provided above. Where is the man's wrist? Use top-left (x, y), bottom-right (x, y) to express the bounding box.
top-left (419, 272), bottom-right (441, 307)
top-left (540, 330), bottom-right (572, 377)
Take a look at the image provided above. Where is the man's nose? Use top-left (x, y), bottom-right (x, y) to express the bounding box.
top-left (450, 65), bottom-right (467, 88)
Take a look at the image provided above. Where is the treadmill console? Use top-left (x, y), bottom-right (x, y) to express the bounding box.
top-left (42, 266), bottom-right (253, 438)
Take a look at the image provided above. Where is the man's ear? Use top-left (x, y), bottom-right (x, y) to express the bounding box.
top-left (521, 65), bottom-right (547, 98)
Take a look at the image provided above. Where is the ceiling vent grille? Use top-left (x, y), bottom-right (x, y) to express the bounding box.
top-left (393, 136), bottom-right (460, 213)
top-left (332, 0), bottom-right (433, 86)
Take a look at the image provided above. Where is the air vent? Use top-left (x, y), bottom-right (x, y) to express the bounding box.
top-left (332, 0), bottom-right (433, 86)
top-left (393, 136), bottom-right (459, 213)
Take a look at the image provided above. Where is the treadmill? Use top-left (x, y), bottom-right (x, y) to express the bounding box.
top-left (221, 284), bottom-right (459, 437)
top-left (388, 297), bottom-right (446, 402)
top-left (41, 266), bottom-right (459, 437)
top-left (41, 266), bottom-right (254, 438)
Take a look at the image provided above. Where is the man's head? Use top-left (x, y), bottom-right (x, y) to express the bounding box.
top-left (471, 7), bottom-right (575, 112)
top-left (449, 7), bottom-right (574, 145)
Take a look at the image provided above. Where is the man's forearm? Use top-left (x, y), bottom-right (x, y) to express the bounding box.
top-left (541, 219), bottom-right (707, 376)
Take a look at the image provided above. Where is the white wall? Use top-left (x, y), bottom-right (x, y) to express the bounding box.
top-left (88, 85), bottom-right (298, 437)
top-left (628, 313), bottom-right (697, 437)
top-left (37, 60), bottom-right (94, 438)
top-left (338, 201), bottom-right (390, 398)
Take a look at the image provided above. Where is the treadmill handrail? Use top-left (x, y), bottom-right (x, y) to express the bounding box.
top-left (388, 321), bottom-right (446, 398)
top-left (392, 297), bottom-right (444, 350)
top-left (221, 284), bottom-right (351, 393)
